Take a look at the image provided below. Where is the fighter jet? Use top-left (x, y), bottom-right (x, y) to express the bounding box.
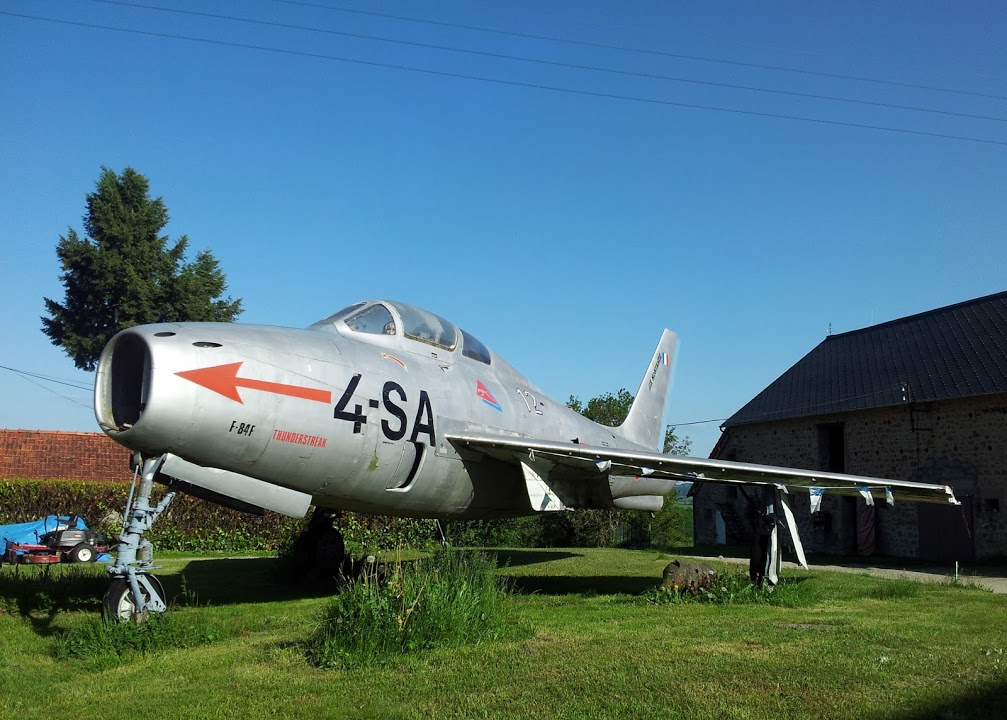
top-left (94, 299), bottom-right (959, 619)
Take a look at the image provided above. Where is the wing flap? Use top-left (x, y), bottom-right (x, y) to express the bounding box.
top-left (446, 432), bottom-right (960, 506)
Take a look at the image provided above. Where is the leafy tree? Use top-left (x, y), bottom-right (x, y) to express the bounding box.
top-left (567, 389), bottom-right (692, 455)
top-left (42, 167), bottom-right (242, 370)
top-left (663, 426), bottom-right (692, 456)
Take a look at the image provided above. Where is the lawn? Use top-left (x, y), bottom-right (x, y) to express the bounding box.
top-left (0, 548), bottom-right (1004, 719)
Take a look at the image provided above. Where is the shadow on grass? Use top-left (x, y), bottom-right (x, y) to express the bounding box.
top-left (0, 564), bottom-right (109, 635)
top-left (509, 574), bottom-right (659, 596)
top-left (0, 557), bottom-right (342, 631)
top-left (172, 557), bottom-right (342, 606)
top-left (668, 543), bottom-right (750, 559)
top-left (488, 549), bottom-right (661, 595)
top-left (890, 680), bottom-right (1007, 720)
top-left (490, 549), bottom-right (580, 568)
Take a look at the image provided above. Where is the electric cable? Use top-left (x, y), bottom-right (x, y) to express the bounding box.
top-left (273, 0), bottom-right (1007, 102)
top-left (4, 11), bottom-right (1005, 147)
top-left (97, 0), bottom-right (1007, 125)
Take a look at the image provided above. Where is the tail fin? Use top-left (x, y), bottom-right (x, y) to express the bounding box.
top-left (614, 329), bottom-right (678, 451)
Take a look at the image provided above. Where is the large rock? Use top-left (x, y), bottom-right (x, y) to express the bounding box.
top-left (660, 559), bottom-right (716, 595)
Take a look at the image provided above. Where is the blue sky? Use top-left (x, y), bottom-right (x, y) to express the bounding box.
top-left (2, 1), bottom-right (1005, 456)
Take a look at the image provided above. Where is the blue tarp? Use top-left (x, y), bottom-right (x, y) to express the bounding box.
top-left (1, 515), bottom-right (112, 562)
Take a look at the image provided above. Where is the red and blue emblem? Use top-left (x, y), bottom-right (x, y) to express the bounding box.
top-left (476, 380), bottom-right (502, 411)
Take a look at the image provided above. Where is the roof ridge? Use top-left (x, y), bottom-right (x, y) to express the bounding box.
top-left (829, 290), bottom-right (1007, 340)
top-left (724, 290), bottom-right (1007, 427)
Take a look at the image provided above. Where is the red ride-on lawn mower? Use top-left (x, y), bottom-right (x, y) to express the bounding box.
top-left (1, 515), bottom-right (109, 566)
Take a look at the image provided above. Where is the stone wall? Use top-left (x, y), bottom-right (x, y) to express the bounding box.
top-left (0, 429), bottom-right (132, 482)
top-left (696, 393), bottom-right (1006, 560)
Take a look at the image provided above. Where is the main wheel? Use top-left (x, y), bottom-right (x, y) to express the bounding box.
top-left (67, 543), bottom-right (94, 563)
top-left (102, 574), bottom-right (166, 622)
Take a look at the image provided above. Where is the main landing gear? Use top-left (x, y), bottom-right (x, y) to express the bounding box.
top-left (748, 485), bottom-right (808, 587)
top-left (290, 509), bottom-right (347, 580)
top-left (103, 454), bottom-right (176, 622)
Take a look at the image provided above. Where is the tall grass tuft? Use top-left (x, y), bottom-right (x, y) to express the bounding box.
top-left (54, 611), bottom-right (238, 670)
top-left (305, 549), bottom-right (530, 668)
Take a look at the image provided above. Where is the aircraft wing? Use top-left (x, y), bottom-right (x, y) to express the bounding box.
top-left (446, 432), bottom-right (960, 506)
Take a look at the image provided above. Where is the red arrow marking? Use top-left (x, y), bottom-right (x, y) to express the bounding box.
top-left (175, 362), bottom-right (333, 405)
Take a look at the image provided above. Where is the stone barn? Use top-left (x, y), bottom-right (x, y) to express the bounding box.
top-left (694, 291), bottom-right (1007, 562)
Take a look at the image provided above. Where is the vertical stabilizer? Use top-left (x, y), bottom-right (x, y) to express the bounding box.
top-left (614, 329), bottom-right (678, 451)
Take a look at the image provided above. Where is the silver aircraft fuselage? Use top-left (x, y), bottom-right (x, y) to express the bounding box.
top-left (94, 300), bottom-right (671, 520)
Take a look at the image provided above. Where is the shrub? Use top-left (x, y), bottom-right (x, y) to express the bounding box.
top-left (305, 549), bottom-right (530, 668)
top-left (442, 516), bottom-right (542, 548)
top-left (650, 501), bottom-right (694, 549)
top-left (339, 513), bottom-right (438, 557)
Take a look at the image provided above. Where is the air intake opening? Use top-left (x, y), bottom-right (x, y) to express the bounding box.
top-left (110, 333), bottom-right (151, 430)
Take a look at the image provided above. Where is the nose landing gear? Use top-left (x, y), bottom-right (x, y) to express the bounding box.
top-left (103, 454), bottom-right (177, 622)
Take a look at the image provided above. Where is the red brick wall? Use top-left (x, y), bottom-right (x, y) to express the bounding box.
top-left (0, 429), bottom-right (133, 482)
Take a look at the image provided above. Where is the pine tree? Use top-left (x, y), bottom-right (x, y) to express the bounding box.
top-left (42, 167), bottom-right (242, 370)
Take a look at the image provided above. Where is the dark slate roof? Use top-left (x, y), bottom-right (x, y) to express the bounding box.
top-left (724, 291), bottom-right (1007, 427)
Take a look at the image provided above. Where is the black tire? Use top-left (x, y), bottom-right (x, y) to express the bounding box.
top-left (67, 543), bottom-right (95, 563)
top-left (102, 574), bottom-right (166, 622)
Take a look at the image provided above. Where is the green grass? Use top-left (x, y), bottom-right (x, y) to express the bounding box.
top-left (0, 548), bottom-right (1005, 719)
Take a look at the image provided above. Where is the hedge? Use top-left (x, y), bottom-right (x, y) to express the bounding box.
top-left (0, 479), bottom-right (693, 554)
top-left (442, 504), bottom-right (694, 550)
top-left (0, 479), bottom-right (436, 554)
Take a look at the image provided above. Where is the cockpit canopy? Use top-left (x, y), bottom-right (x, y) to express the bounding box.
top-left (311, 300), bottom-right (492, 364)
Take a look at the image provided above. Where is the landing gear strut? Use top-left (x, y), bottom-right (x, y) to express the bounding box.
top-left (104, 454), bottom-right (176, 621)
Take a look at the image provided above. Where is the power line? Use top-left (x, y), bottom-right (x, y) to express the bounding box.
top-left (5, 11), bottom-right (1006, 147)
top-left (97, 0), bottom-right (1007, 125)
top-left (0, 364), bottom-right (93, 391)
top-left (274, 0), bottom-right (1007, 102)
top-left (668, 418), bottom-right (728, 428)
top-left (1, 365), bottom-right (93, 409)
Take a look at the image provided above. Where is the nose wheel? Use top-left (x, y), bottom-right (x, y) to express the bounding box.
top-left (103, 574), bottom-right (166, 622)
